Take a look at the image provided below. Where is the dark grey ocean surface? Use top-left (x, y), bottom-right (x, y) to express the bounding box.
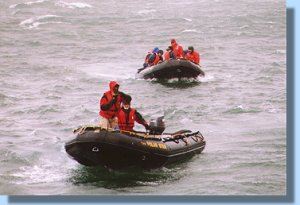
top-left (0, 0), bottom-right (286, 195)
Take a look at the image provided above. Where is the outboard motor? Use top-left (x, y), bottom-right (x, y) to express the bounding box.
top-left (149, 116), bottom-right (165, 135)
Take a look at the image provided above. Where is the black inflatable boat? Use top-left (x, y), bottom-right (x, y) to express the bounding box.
top-left (65, 126), bottom-right (206, 170)
top-left (136, 59), bottom-right (205, 80)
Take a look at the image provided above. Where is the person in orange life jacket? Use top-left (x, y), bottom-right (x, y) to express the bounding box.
top-left (185, 46), bottom-right (200, 65)
top-left (156, 50), bottom-right (164, 64)
top-left (147, 48), bottom-right (163, 66)
top-left (99, 81), bottom-right (126, 129)
top-left (117, 95), bottom-right (150, 131)
top-left (143, 47), bottom-right (159, 68)
top-left (164, 46), bottom-right (176, 60)
top-left (170, 39), bottom-right (184, 59)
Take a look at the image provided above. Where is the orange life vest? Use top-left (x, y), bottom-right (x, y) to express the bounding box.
top-left (117, 108), bottom-right (136, 131)
top-left (148, 53), bottom-right (160, 66)
top-left (99, 91), bottom-right (122, 119)
top-left (172, 44), bottom-right (183, 58)
top-left (185, 51), bottom-right (200, 64)
top-left (153, 54), bottom-right (160, 65)
top-left (164, 52), bottom-right (170, 60)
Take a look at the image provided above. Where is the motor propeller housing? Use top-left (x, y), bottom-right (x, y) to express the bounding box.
top-left (149, 116), bottom-right (165, 135)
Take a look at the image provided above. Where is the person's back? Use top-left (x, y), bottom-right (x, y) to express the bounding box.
top-left (143, 51), bottom-right (152, 68)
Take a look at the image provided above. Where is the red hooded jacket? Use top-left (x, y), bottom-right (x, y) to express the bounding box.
top-left (99, 81), bottom-right (123, 119)
top-left (171, 39), bottom-right (184, 59)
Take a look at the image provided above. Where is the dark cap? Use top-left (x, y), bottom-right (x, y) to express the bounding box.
top-left (166, 46), bottom-right (173, 51)
top-left (123, 95), bottom-right (132, 104)
top-left (188, 46), bottom-right (194, 51)
top-left (171, 39), bottom-right (176, 43)
top-left (158, 50), bottom-right (164, 55)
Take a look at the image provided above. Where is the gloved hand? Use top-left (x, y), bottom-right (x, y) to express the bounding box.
top-left (143, 63), bottom-right (148, 68)
top-left (144, 124), bottom-right (150, 130)
top-left (111, 94), bottom-right (118, 103)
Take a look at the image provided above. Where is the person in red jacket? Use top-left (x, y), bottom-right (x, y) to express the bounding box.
top-left (146, 48), bottom-right (164, 67)
top-left (143, 51), bottom-right (152, 68)
top-left (164, 46), bottom-right (176, 60)
top-left (185, 46), bottom-right (200, 65)
top-left (143, 47), bottom-right (159, 68)
top-left (170, 39), bottom-right (184, 59)
top-left (157, 50), bottom-right (164, 63)
top-left (117, 95), bottom-right (149, 131)
top-left (99, 81), bottom-right (126, 129)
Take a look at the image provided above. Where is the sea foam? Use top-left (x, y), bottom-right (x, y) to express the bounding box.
top-left (20, 15), bottom-right (63, 29)
top-left (183, 18), bottom-right (192, 22)
top-left (55, 1), bottom-right (92, 9)
top-left (181, 29), bottom-right (197, 33)
top-left (9, 0), bottom-right (49, 9)
top-left (137, 9), bottom-right (156, 15)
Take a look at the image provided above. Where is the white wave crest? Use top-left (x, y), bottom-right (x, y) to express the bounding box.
top-left (183, 18), bottom-right (192, 22)
top-left (137, 9), bottom-right (156, 14)
top-left (20, 15), bottom-right (63, 29)
top-left (9, 4), bottom-right (18, 8)
top-left (55, 1), bottom-right (92, 9)
top-left (11, 161), bottom-right (75, 185)
top-left (237, 105), bottom-right (244, 109)
top-left (9, 0), bottom-right (49, 9)
top-left (181, 29), bottom-right (197, 33)
top-left (239, 25), bottom-right (249, 29)
top-left (198, 74), bottom-right (215, 82)
top-left (20, 14), bottom-right (61, 25)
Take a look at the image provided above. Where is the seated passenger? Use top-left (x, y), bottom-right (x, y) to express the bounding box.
top-left (147, 48), bottom-right (163, 66)
top-left (185, 46), bottom-right (200, 65)
top-left (157, 50), bottom-right (164, 63)
top-left (152, 47), bottom-right (159, 54)
top-left (170, 39), bottom-right (184, 59)
top-left (143, 51), bottom-right (152, 68)
top-left (143, 47), bottom-right (160, 68)
top-left (117, 95), bottom-right (149, 131)
top-left (164, 46), bottom-right (176, 60)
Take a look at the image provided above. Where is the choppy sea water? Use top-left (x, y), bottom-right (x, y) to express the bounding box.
top-left (0, 0), bottom-right (286, 195)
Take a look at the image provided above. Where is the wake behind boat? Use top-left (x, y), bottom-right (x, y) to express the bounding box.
top-left (136, 59), bottom-right (205, 80)
top-left (65, 126), bottom-right (206, 170)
